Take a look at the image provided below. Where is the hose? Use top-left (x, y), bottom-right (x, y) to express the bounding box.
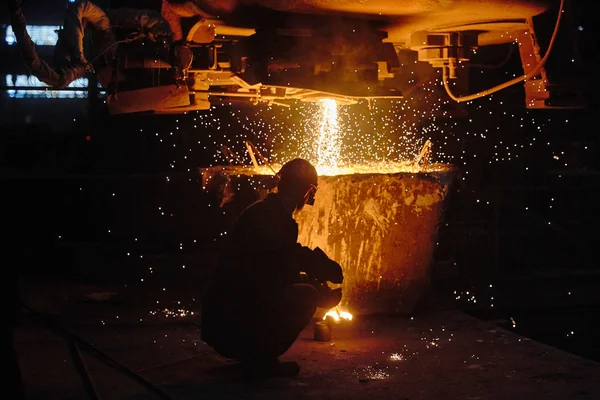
top-left (88, 31), bottom-right (145, 64)
top-left (442, 0), bottom-right (565, 102)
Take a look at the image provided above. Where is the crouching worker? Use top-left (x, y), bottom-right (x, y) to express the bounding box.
top-left (201, 158), bottom-right (344, 377)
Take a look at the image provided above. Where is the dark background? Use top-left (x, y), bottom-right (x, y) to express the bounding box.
top-left (1, 0), bottom-right (599, 362)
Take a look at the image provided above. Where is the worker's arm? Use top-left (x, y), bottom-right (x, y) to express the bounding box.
top-left (107, 7), bottom-right (172, 41)
top-left (311, 247), bottom-right (344, 284)
top-left (274, 242), bottom-right (343, 285)
top-left (62, 0), bottom-right (113, 64)
top-left (234, 199), bottom-right (343, 285)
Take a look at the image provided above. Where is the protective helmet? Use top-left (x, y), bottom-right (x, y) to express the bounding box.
top-left (277, 158), bottom-right (318, 205)
top-left (277, 158), bottom-right (318, 186)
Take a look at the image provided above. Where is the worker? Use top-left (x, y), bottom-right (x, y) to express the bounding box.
top-left (8, 0), bottom-right (172, 88)
top-left (201, 158), bottom-right (344, 377)
top-left (9, 0), bottom-right (241, 91)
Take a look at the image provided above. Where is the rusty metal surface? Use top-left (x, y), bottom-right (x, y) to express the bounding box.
top-left (296, 169), bottom-right (456, 315)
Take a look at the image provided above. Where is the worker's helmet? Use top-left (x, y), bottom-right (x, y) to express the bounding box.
top-left (276, 158), bottom-right (318, 206)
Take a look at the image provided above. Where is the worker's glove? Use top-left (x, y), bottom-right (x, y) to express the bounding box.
top-left (81, 61), bottom-right (96, 75)
top-left (317, 285), bottom-right (342, 309)
top-left (313, 247), bottom-right (343, 284)
top-left (70, 53), bottom-right (96, 74)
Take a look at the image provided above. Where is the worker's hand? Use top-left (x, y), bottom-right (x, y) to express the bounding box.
top-left (313, 247), bottom-right (343, 284)
top-left (317, 286), bottom-right (342, 309)
top-left (313, 246), bottom-right (332, 262)
top-left (324, 259), bottom-right (343, 284)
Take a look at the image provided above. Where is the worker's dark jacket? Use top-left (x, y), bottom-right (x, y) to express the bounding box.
top-left (201, 192), bottom-right (340, 346)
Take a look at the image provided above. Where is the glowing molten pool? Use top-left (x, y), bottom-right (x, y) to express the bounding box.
top-left (251, 160), bottom-right (439, 177)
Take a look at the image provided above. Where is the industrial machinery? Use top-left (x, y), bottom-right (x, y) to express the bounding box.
top-left (7, 0), bottom-right (582, 114)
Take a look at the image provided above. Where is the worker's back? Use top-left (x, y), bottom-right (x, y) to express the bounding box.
top-left (200, 192), bottom-right (301, 345)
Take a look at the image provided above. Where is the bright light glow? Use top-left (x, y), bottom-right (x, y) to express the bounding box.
top-left (5, 25), bottom-right (60, 46)
top-left (316, 99), bottom-right (341, 172)
top-left (323, 307), bottom-right (353, 322)
top-left (254, 161), bottom-right (448, 176)
top-left (5, 74), bottom-right (89, 98)
top-left (249, 98), bottom-right (431, 175)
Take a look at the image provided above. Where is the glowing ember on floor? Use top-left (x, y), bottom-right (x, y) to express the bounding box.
top-left (323, 307), bottom-right (353, 322)
top-left (150, 308), bottom-right (195, 318)
top-left (355, 365), bottom-right (390, 381)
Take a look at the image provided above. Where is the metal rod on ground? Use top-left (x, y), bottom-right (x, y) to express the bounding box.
top-left (68, 341), bottom-right (102, 400)
top-left (20, 303), bottom-right (173, 400)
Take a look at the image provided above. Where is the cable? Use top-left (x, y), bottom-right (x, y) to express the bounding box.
top-left (89, 31), bottom-right (145, 65)
top-left (442, 0), bottom-right (565, 103)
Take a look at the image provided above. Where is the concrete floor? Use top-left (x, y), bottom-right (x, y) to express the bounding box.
top-left (14, 276), bottom-right (600, 400)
